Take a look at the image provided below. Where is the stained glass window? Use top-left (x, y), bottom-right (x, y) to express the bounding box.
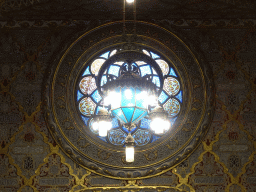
top-left (76, 48), bottom-right (183, 146)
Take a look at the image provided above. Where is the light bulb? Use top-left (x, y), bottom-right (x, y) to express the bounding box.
top-left (110, 91), bottom-right (121, 109)
top-left (92, 121), bottom-right (99, 131)
top-left (147, 95), bottom-right (157, 106)
top-left (126, 0), bottom-right (134, 3)
top-left (126, 145), bottom-right (134, 162)
top-left (125, 89), bottom-right (133, 100)
top-left (98, 121), bottom-right (112, 137)
top-left (150, 118), bottom-right (170, 134)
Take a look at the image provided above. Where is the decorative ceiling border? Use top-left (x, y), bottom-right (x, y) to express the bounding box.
top-left (1, 19), bottom-right (256, 29)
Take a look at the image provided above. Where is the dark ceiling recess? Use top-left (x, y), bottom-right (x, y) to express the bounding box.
top-left (1, 0), bottom-right (256, 20)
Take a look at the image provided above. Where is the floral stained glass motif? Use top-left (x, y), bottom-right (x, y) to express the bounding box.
top-left (108, 129), bottom-right (127, 145)
top-left (133, 129), bottom-right (151, 146)
top-left (79, 97), bottom-right (96, 116)
top-left (163, 98), bottom-right (180, 117)
top-left (156, 59), bottom-right (169, 76)
top-left (79, 76), bottom-right (97, 95)
top-left (91, 59), bottom-right (106, 75)
top-left (163, 77), bottom-right (180, 96)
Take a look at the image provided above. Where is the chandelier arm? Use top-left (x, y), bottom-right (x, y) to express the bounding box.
top-left (133, 0), bottom-right (136, 35)
top-left (123, 0), bottom-right (126, 35)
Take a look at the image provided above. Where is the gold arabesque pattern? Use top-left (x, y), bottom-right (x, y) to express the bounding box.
top-left (0, 20), bottom-right (256, 192)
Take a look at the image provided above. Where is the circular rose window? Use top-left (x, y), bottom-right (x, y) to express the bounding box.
top-left (76, 48), bottom-right (182, 147)
top-left (44, 21), bottom-right (215, 179)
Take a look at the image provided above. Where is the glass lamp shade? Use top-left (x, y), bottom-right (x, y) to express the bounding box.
top-left (105, 87), bottom-right (156, 125)
top-left (92, 108), bottom-right (112, 137)
top-left (126, 145), bottom-right (134, 162)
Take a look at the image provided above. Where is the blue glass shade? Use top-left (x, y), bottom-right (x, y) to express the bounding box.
top-left (110, 87), bottom-right (148, 125)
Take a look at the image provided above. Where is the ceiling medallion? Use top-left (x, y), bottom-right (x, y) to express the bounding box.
top-left (43, 21), bottom-right (215, 179)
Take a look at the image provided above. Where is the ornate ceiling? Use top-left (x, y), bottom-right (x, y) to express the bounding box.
top-left (1, 0), bottom-right (256, 20)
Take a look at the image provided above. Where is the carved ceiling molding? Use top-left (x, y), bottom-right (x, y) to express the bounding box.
top-left (1, 19), bottom-right (256, 29)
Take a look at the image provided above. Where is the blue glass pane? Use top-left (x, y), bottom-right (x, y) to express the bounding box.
top-left (176, 91), bottom-right (182, 103)
top-left (150, 51), bottom-right (160, 59)
top-left (77, 90), bottom-right (83, 101)
top-left (158, 90), bottom-right (169, 104)
top-left (108, 65), bottom-right (120, 77)
top-left (122, 107), bottom-right (135, 123)
top-left (151, 135), bottom-right (160, 143)
top-left (98, 136), bottom-right (108, 141)
top-left (101, 75), bottom-right (107, 86)
top-left (152, 76), bottom-right (160, 87)
top-left (169, 68), bottom-right (177, 77)
top-left (140, 118), bottom-right (151, 129)
top-left (112, 108), bottom-right (127, 123)
top-left (100, 51), bottom-right (110, 59)
top-left (121, 88), bottom-right (135, 107)
top-left (108, 129), bottom-right (127, 145)
top-left (112, 118), bottom-right (119, 128)
top-left (133, 129), bottom-right (151, 146)
top-left (135, 88), bottom-right (147, 109)
top-left (140, 65), bottom-right (152, 77)
top-left (170, 117), bottom-right (178, 127)
top-left (82, 66), bottom-right (91, 76)
top-left (132, 109), bottom-right (147, 123)
top-left (81, 116), bottom-right (89, 126)
top-left (91, 90), bottom-right (102, 103)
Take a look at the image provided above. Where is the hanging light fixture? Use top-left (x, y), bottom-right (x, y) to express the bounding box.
top-left (149, 105), bottom-right (170, 134)
top-left (92, 108), bottom-right (112, 137)
top-left (91, 0), bottom-right (171, 162)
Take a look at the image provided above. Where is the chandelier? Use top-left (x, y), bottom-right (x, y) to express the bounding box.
top-left (91, 48), bottom-right (171, 162)
top-left (89, 0), bottom-right (172, 163)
